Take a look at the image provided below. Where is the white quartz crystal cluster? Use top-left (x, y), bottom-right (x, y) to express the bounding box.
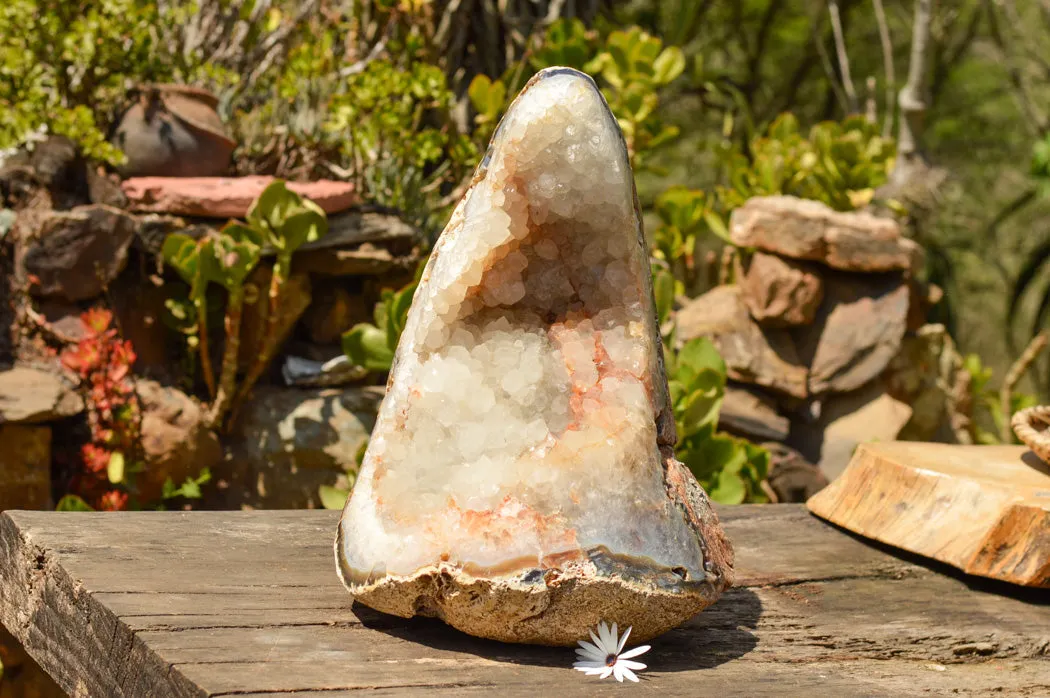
top-left (337, 68), bottom-right (732, 645)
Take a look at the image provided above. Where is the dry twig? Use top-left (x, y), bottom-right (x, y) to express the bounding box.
top-left (999, 331), bottom-right (1049, 443)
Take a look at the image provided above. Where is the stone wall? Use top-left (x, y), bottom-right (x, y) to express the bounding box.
top-left (0, 137), bottom-right (416, 512)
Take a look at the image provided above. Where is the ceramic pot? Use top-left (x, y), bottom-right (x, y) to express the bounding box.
top-left (112, 84), bottom-right (236, 178)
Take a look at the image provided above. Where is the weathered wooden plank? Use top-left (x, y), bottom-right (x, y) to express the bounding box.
top-left (1, 506), bottom-right (1048, 698)
top-left (808, 442), bottom-right (1050, 586)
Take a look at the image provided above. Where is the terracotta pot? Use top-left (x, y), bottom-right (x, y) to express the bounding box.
top-left (112, 84), bottom-right (236, 178)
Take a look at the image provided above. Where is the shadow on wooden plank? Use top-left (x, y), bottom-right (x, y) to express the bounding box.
top-left (816, 514), bottom-right (1050, 605)
top-left (351, 587), bottom-right (762, 672)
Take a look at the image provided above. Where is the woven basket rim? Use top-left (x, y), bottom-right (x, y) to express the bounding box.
top-left (1011, 405), bottom-right (1050, 462)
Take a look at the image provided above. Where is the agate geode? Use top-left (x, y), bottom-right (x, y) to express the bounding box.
top-left (336, 67), bottom-right (733, 645)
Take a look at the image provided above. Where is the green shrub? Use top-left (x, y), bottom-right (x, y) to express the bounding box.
top-left (0, 0), bottom-right (171, 163)
top-left (666, 337), bottom-right (769, 504)
top-left (468, 19), bottom-right (684, 171)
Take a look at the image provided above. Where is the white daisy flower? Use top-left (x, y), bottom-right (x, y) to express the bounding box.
top-left (573, 621), bottom-right (651, 682)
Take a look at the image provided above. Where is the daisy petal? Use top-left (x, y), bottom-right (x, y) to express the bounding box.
top-left (597, 622), bottom-right (613, 651)
top-left (612, 665), bottom-right (625, 683)
top-left (576, 641), bottom-right (603, 660)
top-left (573, 660), bottom-right (604, 670)
top-left (621, 667), bottom-right (640, 683)
top-left (609, 622), bottom-right (618, 650)
top-left (619, 660), bottom-right (647, 671)
top-left (599, 666), bottom-right (613, 679)
top-left (589, 628), bottom-right (604, 653)
top-left (616, 625), bottom-right (632, 653)
top-left (618, 644), bottom-right (651, 660)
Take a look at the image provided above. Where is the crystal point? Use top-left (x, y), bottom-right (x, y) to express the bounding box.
top-left (336, 67), bottom-right (733, 645)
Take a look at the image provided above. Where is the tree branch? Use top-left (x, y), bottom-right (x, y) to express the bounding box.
top-left (814, 13), bottom-right (850, 114)
top-left (983, 0), bottom-right (1048, 135)
top-left (898, 0), bottom-right (933, 158)
top-left (828, 0), bottom-right (859, 113)
top-left (1000, 331), bottom-right (1049, 443)
top-left (871, 0), bottom-right (896, 137)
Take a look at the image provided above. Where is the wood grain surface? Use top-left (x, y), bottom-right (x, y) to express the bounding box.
top-left (808, 442), bottom-right (1050, 587)
top-left (1, 506), bottom-right (1048, 697)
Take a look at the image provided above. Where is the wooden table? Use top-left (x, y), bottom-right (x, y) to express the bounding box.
top-left (1, 506), bottom-right (1047, 697)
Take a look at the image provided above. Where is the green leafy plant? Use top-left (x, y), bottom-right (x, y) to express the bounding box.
top-left (582, 26), bottom-right (685, 169)
top-left (162, 181), bottom-right (321, 429)
top-left (651, 187), bottom-right (729, 289)
top-left (1005, 134), bottom-right (1050, 348)
top-left (963, 354), bottom-right (1038, 445)
top-left (468, 19), bottom-right (684, 171)
top-left (318, 439), bottom-right (368, 510)
top-left (1032, 132), bottom-right (1050, 198)
top-left (719, 113), bottom-right (897, 213)
top-left (206, 223), bottom-right (263, 425)
top-left (666, 337), bottom-right (770, 504)
top-left (163, 234), bottom-right (219, 398)
top-left (0, 0), bottom-right (171, 163)
top-left (342, 279), bottom-right (418, 374)
top-left (229, 181), bottom-right (326, 415)
top-left (55, 494), bottom-right (96, 511)
top-left (162, 468), bottom-right (213, 501)
top-left (327, 59), bottom-right (477, 235)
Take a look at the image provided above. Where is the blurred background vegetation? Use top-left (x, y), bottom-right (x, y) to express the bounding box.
top-left (5, 0), bottom-right (1048, 383)
top-left (3, 0), bottom-right (1050, 502)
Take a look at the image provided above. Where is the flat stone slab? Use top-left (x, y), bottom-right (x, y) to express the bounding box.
top-left (2, 507), bottom-right (1048, 697)
top-left (0, 367), bottom-right (82, 423)
top-left (730, 195), bottom-right (923, 273)
top-left (121, 176), bottom-right (358, 219)
top-left (793, 272), bottom-right (910, 396)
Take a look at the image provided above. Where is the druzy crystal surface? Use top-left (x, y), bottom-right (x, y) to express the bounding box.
top-left (337, 68), bottom-right (733, 645)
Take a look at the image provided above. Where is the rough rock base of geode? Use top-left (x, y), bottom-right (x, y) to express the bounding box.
top-left (337, 456), bottom-right (733, 645)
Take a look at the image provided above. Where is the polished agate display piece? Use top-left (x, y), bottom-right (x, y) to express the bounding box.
top-left (336, 67), bottom-right (733, 645)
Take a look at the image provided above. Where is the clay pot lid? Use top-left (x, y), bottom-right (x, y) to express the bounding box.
top-left (161, 93), bottom-right (235, 145)
top-left (143, 83), bottom-right (221, 108)
top-left (128, 83), bottom-right (234, 146)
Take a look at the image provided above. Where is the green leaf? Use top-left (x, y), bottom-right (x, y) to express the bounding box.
top-left (56, 494), bottom-right (95, 512)
top-left (222, 221), bottom-right (265, 248)
top-left (107, 451), bottom-right (125, 484)
top-left (247, 180), bottom-right (301, 233)
top-left (179, 478), bottom-right (202, 499)
top-left (318, 484), bottom-right (350, 510)
top-left (385, 282), bottom-right (417, 349)
top-left (162, 468), bottom-right (211, 500)
top-left (653, 266), bottom-right (675, 326)
top-left (703, 211), bottom-right (733, 243)
top-left (342, 323), bottom-right (395, 372)
top-left (677, 388), bottom-right (723, 439)
top-left (710, 469), bottom-right (747, 504)
top-left (162, 233), bottom-right (201, 286)
top-left (652, 47), bottom-right (685, 86)
top-left (675, 337), bottom-right (727, 386)
top-left (279, 209), bottom-right (327, 251)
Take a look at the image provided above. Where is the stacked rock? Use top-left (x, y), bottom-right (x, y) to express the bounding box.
top-left (0, 135), bottom-right (423, 512)
top-left (676, 195), bottom-right (947, 482)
